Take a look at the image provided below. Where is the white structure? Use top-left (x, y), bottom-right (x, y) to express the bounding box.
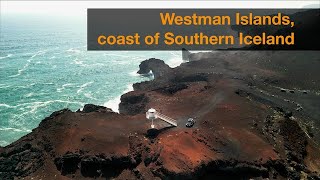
top-left (146, 108), bottom-right (178, 128)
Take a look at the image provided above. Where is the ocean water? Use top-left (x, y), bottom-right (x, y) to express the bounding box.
top-left (0, 15), bottom-right (183, 147)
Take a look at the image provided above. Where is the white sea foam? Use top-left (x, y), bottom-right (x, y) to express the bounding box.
top-left (0, 103), bottom-right (13, 108)
top-left (190, 50), bottom-right (213, 53)
top-left (1, 49), bottom-right (186, 145)
top-left (15, 100), bottom-right (82, 108)
top-left (57, 83), bottom-right (74, 92)
top-left (24, 92), bottom-right (34, 98)
top-left (28, 101), bottom-right (53, 113)
top-left (103, 53), bottom-right (130, 58)
top-left (104, 97), bottom-right (121, 113)
top-left (66, 48), bottom-right (81, 53)
top-left (136, 70), bottom-right (154, 80)
top-left (129, 71), bottom-right (140, 77)
top-left (0, 84), bottom-right (11, 89)
top-left (115, 61), bottom-right (130, 65)
top-left (104, 84), bottom-right (134, 113)
top-left (0, 140), bottom-right (8, 147)
top-left (9, 63), bottom-right (30, 77)
top-left (30, 50), bottom-right (46, 59)
top-left (84, 92), bottom-right (97, 100)
top-left (14, 83), bottom-right (36, 89)
top-left (77, 81), bottom-right (94, 94)
top-left (0, 127), bottom-right (31, 132)
top-left (13, 100), bottom-right (84, 116)
top-left (73, 58), bottom-right (85, 66)
top-left (72, 58), bottom-right (105, 67)
top-left (0, 54), bottom-right (13, 60)
top-left (9, 50), bottom-right (46, 77)
top-left (43, 82), bottom-right (54, 85)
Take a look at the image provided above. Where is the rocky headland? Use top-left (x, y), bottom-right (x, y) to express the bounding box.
top-left (1, 49), bottom-right (320, 179)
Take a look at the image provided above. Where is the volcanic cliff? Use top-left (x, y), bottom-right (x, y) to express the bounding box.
top-left (1, 49), bottom-right (320, 179)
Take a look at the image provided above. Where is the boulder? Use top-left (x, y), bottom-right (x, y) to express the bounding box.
top-left (182, 48), bottom-right (191, 60)
top-left (54, 153), bottom-right (81, 175)
top-left (119, 92), bottom-right (149, 115)
top-left (81, 104), bottom-right (113, 113)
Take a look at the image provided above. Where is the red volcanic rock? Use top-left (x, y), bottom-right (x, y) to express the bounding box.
top-left (1, 48), bottom-right (320, 179)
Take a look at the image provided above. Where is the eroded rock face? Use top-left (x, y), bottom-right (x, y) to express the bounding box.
top-left (173, 73), bottom-right (209, 83)
top-left (280, 119), bottom-right (307, 163)
top-left (54, 153), bottom-right (81, 175)
top-left (137, 58), bottom-right (172, 79)
top-left (81, 104), bottom-right (113, 113)
top-left (54, 152), bottom-right (136, 178)
top-left (44, 108), bottom-right (72, 120)
top-left (154, 83), bottom-right (188, 95)
top-left (0, 143), bottom-right (44, 180)
top-left (182, 48), bottom-right (191, 61)
top-left (119, 92), bottom-right (149, 115)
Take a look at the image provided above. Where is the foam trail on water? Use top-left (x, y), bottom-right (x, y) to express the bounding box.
top-left (0, 103), bottom-right (13, 108)
top-left (103, 52), bottom-right (130, 58)
top-left (9, 50), bottom-right (46, 77)
top-left (0, 54), bottom-right (13, 60)
top-left (9, 63), bottom-right (29, 77)
top-left (0, 127), bottom-right (31, 132)
top-left (0, 84), bottom-right (11, 89)
top-left (77, 81), bottom-right (93, 94)
top-left (104, 84), bottom-right (134, 113)
top-left (12, 100), bottom-right (84, 116)
top-left (57, 83), bottom-right (74, 92)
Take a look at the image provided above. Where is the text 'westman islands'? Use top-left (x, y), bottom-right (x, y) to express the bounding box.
top-left (97, 12), bottom-right (295, 47)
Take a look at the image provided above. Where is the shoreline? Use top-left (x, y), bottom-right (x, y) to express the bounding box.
top-left (104, 55), bottom-right (184, 113)
top-left (1, 50), bottom-right (320, 179)
top-left (0, 50), bottom-right (183, 146)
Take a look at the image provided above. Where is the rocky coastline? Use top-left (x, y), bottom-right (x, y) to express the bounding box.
top-left (1, 49), bottom-right (320, 179)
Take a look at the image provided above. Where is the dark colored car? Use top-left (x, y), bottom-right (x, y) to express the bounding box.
top-left (186, 118), bottom-right (195, 127)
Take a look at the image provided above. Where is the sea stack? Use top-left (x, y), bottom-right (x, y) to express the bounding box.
top-left (182, 48), bottom-right (191, 60)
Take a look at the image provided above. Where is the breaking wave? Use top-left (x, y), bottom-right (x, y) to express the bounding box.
top-left (104, 84), bottom-right (134, 113)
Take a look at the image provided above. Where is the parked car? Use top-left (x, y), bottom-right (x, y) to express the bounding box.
top-left (186, 118), bottom-right (195, 127)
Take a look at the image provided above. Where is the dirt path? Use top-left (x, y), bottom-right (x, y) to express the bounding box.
top-left (193, 91), bottom-right (225, 120)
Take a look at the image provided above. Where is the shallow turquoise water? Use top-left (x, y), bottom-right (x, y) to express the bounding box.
top-left (0, 15), bottom-right (182, 146)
